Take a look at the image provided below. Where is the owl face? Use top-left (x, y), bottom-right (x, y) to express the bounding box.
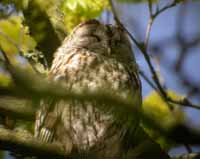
top-left (106, 25), bottom-right (134, 63)
top-left (63, 20), bottom-right (109, 55)
top-left (62, 20), bottom-right (134, 62)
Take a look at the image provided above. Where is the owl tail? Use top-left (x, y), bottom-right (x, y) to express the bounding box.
top-left (37, 127), bottom-right (54, 143)
top-left (35, 112), bottom-right (58, 143)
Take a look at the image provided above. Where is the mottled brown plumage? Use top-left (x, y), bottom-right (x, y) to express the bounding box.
top-left (35, 19), bottom-right (142, 158)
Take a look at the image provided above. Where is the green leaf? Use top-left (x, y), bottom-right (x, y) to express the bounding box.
top-left (61, 0), bottom-right (109, 31)
top-left (23, 0), bottom-right (62, 65)
top-left (0, 16), bottom-right (36, 55)
top-left (141, 90), bottom-right (185, 150)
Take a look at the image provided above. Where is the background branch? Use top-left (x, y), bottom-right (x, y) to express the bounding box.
top-left (108, 0), bottom-right (200, 109)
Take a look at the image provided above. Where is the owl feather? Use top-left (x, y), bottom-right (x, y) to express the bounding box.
top-left (35, 19), bottom-right (142, 158)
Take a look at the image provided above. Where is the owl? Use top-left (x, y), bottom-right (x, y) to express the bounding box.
top-left (35, 19), bottom-right (142, 158)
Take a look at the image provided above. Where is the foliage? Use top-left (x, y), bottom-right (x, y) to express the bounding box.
top-left (141, 90), bottom-right (185, 150)
top-left (0, 16), bottom-right (36, 56)
top-left (60, 0), bottom-right (109, 31)
top-left (32, 0), bottom-right (67, 40)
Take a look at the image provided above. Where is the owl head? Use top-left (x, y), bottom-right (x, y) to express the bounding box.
top-left (60, 19), bottom-right (134, 63)
top-left (105, 24), bottom-right (134, 63)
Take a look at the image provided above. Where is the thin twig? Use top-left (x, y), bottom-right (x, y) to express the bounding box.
top-left (109, 0), bottom-right (167, 96)
top-left (108, 0), bottom-right (200, 109)
top-left (139, 70), bottom-right (158, 92)
top-left (145, 0), bottom-right (177, 49)
top-left (153, 1), bottom-right (178, 19)
top-left (144, 0), bottom-right (153, 48)
top-left (108, 0), bottom-right (121, 26)
top-left (148, 0), bottom-right (153, 16)
top-left (144, 17), bottom-right (153, 49)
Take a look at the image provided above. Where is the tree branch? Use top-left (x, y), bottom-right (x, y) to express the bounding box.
top-left (0, 97), bottom-right (35, 121)
top-left (0, 128), bottom-right (66, 158)
top-left (1, 122), bottom-right (200, 159)
top-left (0, 66), bottom-right (199, 156)
top-left (2, 66), bottom-right (200, 144)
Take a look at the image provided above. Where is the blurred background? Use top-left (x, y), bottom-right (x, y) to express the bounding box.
top-left (0, 0), bottom-right (200, 158)
top-left (112, 1), bottom-right (200, 155)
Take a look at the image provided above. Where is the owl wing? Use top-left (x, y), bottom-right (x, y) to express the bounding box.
top-left (35, 48), bottom-right (141, 147)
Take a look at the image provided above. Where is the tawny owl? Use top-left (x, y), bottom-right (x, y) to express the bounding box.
top-left (35, 19), bottom-right (142, 158)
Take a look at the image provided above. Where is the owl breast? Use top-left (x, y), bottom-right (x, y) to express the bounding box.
top-left (48, 48), bottom-right (140, 152)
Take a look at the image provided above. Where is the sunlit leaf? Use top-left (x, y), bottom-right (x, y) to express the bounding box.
top-left (0, 16), bottom-right (36, 56)
top-left (61, 0), bottom-right (109, 31)
top-left (32, 0), bottom-right (67, 40)
top-left (141, 90), bottom-right (185, 150)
